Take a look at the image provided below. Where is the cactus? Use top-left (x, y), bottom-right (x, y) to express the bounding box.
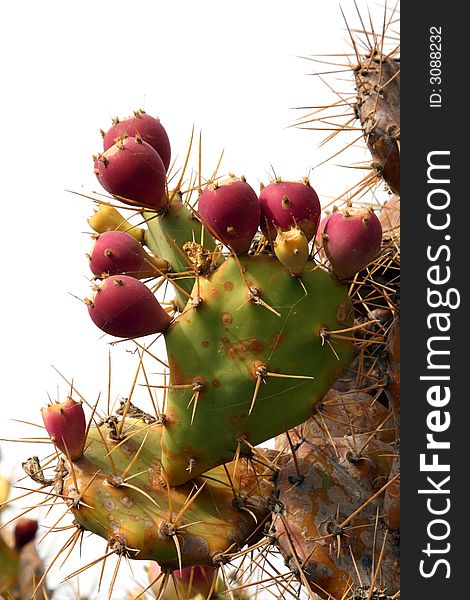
top-left (4, 4), bottom-right (400, 598)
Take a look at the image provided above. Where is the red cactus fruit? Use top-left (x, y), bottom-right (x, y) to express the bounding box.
top-left (13, 518), bottom-right (39, 550)
top-left (321, 205), bottom-right (382, 279)
top-left (86, 275), bottom-right (171, 338)
top-left (94, 136), bottom-right (167, 211)
top-left (41, 398), bottom-right (86, 461)
top-left (102, 110), bottom-right (171, 172)
top-left (198, 175), bottom-right (260, 254)
top-left (88, 230), bottom-right (169, 279)
top-left (259, 178), bottom-right (321, 242)
top-left (148, 562), bottom-right (218, 600)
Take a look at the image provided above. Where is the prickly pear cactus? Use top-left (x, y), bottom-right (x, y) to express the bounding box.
top-left (4, 5), bottom-right (400, 599)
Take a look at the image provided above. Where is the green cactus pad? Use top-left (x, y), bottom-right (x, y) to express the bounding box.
top-left (64, 418), bottom-right (271, 569)
top-left (162, 254), bottom-right (354, 485)
top-left (144, 196), bottom-right (218, 309)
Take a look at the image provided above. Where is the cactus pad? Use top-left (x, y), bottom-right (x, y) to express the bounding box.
top-left (162, 254), bottom-right (354, 485)
top-left (63, 417), bottom-right (272, 569)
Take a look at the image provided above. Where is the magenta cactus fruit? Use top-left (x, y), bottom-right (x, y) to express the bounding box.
top-left (86, 275), bottom-right (171, 338)
top-left (88, 230), bottom-right (169, 279)
top-left (102, 110), bottom-right (171, 171)
top-left (13, 518), bottom-right (38, 550)
top-left (322, 205), bottom-right (383, 279)
top-left (259, 178), bottom-right (321, 242)
top-left (94, 136), bottom-right (167, 211)
top-left (41, 397), bottom-right (86, 461)
top-left (198, 175), bottom-right (260, 254)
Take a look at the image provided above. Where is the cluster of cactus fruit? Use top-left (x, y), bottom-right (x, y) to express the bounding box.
top-left (1, 12), bottom-right (400, 600)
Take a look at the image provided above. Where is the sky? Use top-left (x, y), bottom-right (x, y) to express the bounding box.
top-left (0, 1), bottom-right (393, 597)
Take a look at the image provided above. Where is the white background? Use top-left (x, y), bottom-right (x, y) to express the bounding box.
top-left (0, 1), bottom-right (393, 597)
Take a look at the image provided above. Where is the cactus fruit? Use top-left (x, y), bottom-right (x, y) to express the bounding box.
top-left (321, 205), bottom-right (382, 279)
top-left (86, 275), bottom-right (172, 338)
top-left (88, 203), bottom-right (145, 242)
top-left (94, 136), bottom-right (168, 211)
top-left (273, 227), bottom-right (309, 275)
top-left (102, 110), bottom-right (172, 172)
top-left (88, 230), bottom-right (170, 279)
top-left (13, 518), bottom-right (39, 550)
top-left (41, 397), bottom-right (86, 461)
top-left (259, 179), bottom-right (321, 243)
top-left (197, 176), bottom-right (260, 254)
